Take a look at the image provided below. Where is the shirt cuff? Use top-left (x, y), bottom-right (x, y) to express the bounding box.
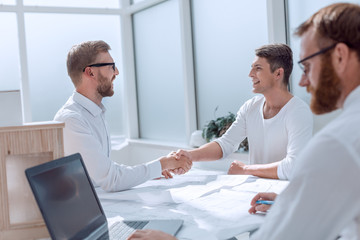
top-left (277, 160), bottom-right (290, 180)
top-left (145, 159), bottom-right (162, 179)
top-left (213, 139), bottom-right (227, 159)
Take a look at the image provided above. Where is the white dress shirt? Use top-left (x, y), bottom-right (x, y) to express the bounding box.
top-left (215, 95), bottom-right (313, 180)
top-left (54, 92), bottom-right (162, 192)
top-left (251, 86), bottom-right (360, 240)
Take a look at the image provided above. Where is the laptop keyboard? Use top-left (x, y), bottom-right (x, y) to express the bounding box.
top-left (107, 220), bottom-right (149, 240)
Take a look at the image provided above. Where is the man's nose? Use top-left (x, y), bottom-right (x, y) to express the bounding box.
top-left (299, 74), bottom-right (309, 87)
top-left (248, 68), bottom-right (254, 78)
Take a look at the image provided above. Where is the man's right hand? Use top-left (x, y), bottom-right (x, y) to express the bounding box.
top-left (249, 192), bottom-right (277, 214)
top-left (159, 154), bottom-right (192, 174)
top-left (170, 149), bottom-right (193, 175)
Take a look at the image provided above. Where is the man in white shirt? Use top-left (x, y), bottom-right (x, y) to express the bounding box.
top-left (54, 40), bottom-right (192, 192)
top-left (249, 3), bottom-right (360, 239)
top-left (175, 44), bottom-right (313, 180)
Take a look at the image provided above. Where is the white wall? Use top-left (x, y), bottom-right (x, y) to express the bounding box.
top-left (0, 90), bottom-right (23, 127)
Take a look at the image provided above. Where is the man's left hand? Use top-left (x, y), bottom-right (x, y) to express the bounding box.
top-left (228, 160), bottom-right (247, 175)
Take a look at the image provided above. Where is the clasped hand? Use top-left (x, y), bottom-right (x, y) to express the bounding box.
top-left (160, 150), bottom-right (192, 179)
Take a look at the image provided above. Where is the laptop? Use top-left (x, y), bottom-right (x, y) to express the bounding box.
top-left (25, 153), bottom-right (183, 240)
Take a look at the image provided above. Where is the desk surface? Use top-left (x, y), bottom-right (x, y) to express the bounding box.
top-left (97, 168), bottom-right (288, 240)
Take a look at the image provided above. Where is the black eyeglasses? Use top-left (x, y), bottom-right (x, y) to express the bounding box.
top-left (82, 62), bottom-right (115, 72)
top-left (297, 43), bottom-right (337, 75)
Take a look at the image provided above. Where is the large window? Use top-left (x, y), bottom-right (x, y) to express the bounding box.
top-left (23, 0), bottom-right (120, 8)
top-left (0, 0), bottom-right (15, 4)
top-left (0, 3), bottom-right (124, 136)
top-left (131, 0), bottom-right (270, 144)
top-left (0, 13), bottom-right (20, 91)
top-left (192, 0), bottom-right (269, 129)
top-left (1, 0), bottom-right (283, 146)
top-left (133, 0), bottom-right (187, 143)
top-left (25, 13), bottom-right (123, 135)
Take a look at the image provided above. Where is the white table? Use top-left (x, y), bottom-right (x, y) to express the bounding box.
top-left (97, 168), bottom-right (288, 240)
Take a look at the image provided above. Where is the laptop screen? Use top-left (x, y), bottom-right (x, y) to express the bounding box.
top-left (26, 153), bottom-right (106, 240)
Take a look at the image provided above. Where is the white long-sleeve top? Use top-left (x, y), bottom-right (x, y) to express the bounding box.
top-left (251, 86), bottom-right (360, 240)
top-left (215, 95), bottom-right (313, 180)
top-left (54, 92), bottom-right (162, 192)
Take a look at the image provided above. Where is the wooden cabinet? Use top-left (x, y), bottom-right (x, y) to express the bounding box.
top-left (0, 122), bottom-right (64, 240)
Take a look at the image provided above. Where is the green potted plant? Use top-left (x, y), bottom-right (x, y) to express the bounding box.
top-left (202, 111), bottom-right (248, 152)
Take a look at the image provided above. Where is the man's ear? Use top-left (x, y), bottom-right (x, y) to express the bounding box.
top-left (333, 43), bottom-right (350, 74)
top-left (275, 68), bottom-right (284, 79)
top-left (84, 67), bottom-right (95, 77)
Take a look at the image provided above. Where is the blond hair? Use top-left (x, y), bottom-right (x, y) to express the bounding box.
top-left (67, 40), bottom-right (111, 86)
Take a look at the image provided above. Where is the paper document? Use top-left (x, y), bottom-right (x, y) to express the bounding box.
top-left (176, 189), bottom-right (265, 240)
top-left (232, 177), bottom-right (289, 194)
top-left (97, 175), bottom-right (249, 204)
top-left (98, 171), bottom-right (290, 240)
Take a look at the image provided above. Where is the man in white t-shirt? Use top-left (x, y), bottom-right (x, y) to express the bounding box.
top-left (54, 41), bottom-right (192, 192)
top-left (175, 44), bottom-right (313, 180)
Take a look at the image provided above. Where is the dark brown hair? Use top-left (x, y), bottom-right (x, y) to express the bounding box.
top-left (255, 43), bottom-right (293, 86)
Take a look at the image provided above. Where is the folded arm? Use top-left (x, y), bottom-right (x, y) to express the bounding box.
top-left (228, 160), bottom-right (279, 179)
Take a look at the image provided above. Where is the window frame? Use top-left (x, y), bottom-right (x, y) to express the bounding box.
top-left (0, 0), bottom-right (287, 145)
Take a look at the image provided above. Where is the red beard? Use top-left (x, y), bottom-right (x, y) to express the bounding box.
top-left (97, 73), bottom-right (115, 97)
top-left (308, 51), bottom-right (342, 114)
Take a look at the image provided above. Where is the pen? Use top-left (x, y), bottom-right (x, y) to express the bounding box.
top-left (256, 200), bottom-right (274, 205)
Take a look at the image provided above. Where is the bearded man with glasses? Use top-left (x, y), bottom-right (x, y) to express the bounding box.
top-left (54, 40), bottom-right (192, 192)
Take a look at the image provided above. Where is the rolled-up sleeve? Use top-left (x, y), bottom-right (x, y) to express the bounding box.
top-left (214, 107), bottom-right (247, 159)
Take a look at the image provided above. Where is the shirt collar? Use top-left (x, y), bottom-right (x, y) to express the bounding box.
top-left (73, 91), bottom-right (106, 117)
top-left (343, 85), bottom-right (360, 110)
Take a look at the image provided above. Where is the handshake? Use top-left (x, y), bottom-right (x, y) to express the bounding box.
top-left (159, 149), bottom-right (193, 179)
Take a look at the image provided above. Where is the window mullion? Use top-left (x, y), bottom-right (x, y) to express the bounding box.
top-left (179, 0), bottom-right (197, 143)
top-left (16, 0), bottom-right (32, 122)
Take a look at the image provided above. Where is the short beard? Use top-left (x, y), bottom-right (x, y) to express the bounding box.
top-left (308, 51), bottom-right (342, 114)
top-left (97, 73), bottom-right (114, 97)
